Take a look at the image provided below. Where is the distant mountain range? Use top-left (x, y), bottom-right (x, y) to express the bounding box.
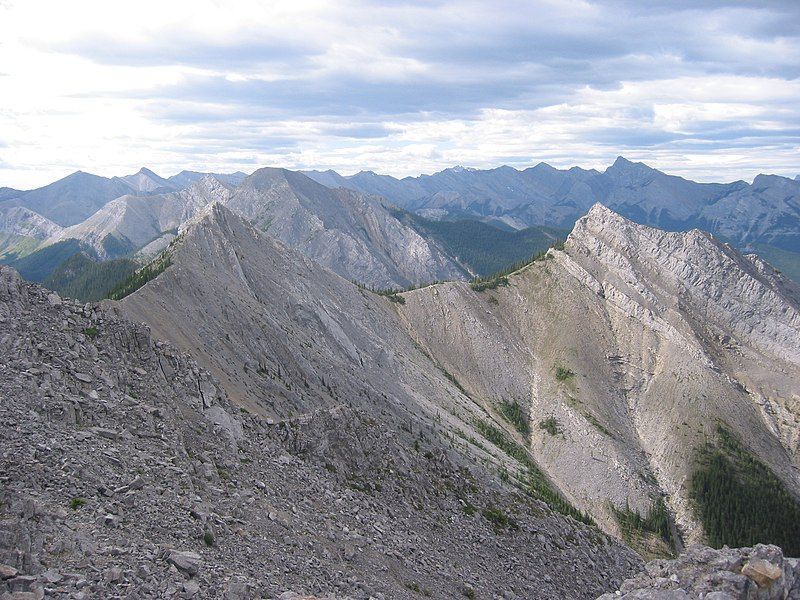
top-left (0, 166), bottom-right (564, 293)
top-left (0, 167), bottom-right (247, 227)
top-left (303, 157), bottom-right (800, 278)
top-left (1, 158), bottom-right (799, 300)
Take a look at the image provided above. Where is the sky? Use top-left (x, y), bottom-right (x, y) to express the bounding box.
top-left (0, 0), bottom-right (798, 189)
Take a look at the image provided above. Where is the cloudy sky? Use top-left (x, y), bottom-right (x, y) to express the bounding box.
top-left (0, 0), bottom-right (798, 188)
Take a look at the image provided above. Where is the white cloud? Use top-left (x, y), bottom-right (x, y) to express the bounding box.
top-left (0, 0), bottom-right (798, 188)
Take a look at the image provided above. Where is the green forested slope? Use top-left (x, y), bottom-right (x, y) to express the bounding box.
top-left (390, 208), bottom-right (568, 277)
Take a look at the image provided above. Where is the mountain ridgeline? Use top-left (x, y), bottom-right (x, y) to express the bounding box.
top-left (2, 193), bottom-right (800, 597)
top-left (304, 158), bottom-right (800, 280)
top-left (3, 158), bottom-right (800, 306)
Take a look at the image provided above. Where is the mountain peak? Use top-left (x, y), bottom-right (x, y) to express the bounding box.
top-left (604, 156), bottom-right (659, 180)
top-left (446, 165), bottom-right (475, 173)
top-left (753, 173), bottom-right (797, 187)
top-left (569, 203), bottom-right (648, 249)
top-left (65, 170), bottom-right (97, 180)
top-left (528, 161), bottom-right (558, 173)
top-left (585, 202), bottom-right (618, 220)
top-left (196, 172), bottom-right (222, 187)
top-left (178, 200), bottom-right (240, 239)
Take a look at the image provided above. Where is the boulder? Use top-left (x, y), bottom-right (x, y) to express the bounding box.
top-left (165, 550), bottom-right (201, 577)
top-left (741, 558), bottom-right (782, 588)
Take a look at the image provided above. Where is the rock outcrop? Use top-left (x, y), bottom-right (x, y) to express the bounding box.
top-left (599, 544), bottom-right (800, 599)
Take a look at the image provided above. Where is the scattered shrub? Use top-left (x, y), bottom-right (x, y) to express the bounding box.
top-left (582, 411), bottom-right (613, 437)
top-left (498, 401), bottom-right (530, 436)
top-left (539, 417), bottom-right (561, 436)
top-left (69, 497), bottom-right (86, 510)
top-left (482, 506), bottom-right (518, 530)
top-left (81, 326), bottom-right (99, 339)
top-left (472, 418), bottom-right (592, 524)
top-left (612, 497), bottom-right (674, 549)
top-left (470, 276), bottom-right (509, 292)
top-left (555, 366), bottom-right (575, 382)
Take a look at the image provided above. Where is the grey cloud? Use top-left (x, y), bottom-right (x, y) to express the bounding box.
top-left (6, 0), bottom-right (799, 184)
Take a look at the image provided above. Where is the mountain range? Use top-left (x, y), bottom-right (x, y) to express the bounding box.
top-left (304, 158), bottom-right (800, 280)
top-left (2, 171), bottom-right (800, 596)
top-left (2, 158), bottom-right (799, 305)
top-left (0, 166), bottom-right (565, 293)
top-left (5, 157), bottom-right (798, 289)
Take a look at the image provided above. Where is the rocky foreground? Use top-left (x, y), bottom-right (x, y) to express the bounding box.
top-left (600, 544), bottom-right (800, 599)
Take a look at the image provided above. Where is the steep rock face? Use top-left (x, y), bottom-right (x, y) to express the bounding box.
top-left (225, 167), bottom-right (467, 288)
top-left (0, 206), bottom-right (63, 240)
top-left (45, 175), bottom-right (233, 259)
top-left (121, 203), bottom-right (475, 423)
top-left (397, 204), bottom-right (800, 544)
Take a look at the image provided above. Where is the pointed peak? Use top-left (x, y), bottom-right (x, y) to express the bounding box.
top-left (196, 173), bottom-right (222, 185)
top-left (585, 202), bottom-right (620, 221)
top-left (605, 156), bottom-right (658, 179)
top-left (570, 203), bottom-right (632, 240)
top-left (247, 166), bottom-right (291, 180)
top-left (184, 173), bottom-right (223, 194)
top-left (126, 167), bottom-right (163, 180)
top-left (65, 170), bottom-right (97, 180)
top-left (528, 161), bottom-right (557, 173)
top-left (182, 200), bottom-right (233, 232)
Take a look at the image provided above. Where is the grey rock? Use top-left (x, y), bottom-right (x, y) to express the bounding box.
top-left (166, 550), bottom-right (201, 577)
top-left (0, 564), bottom-right (18, 579)
top-left (46, 293), bottom-right (61, 307)
top-left (602, 544), bottom-right (800, 599)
